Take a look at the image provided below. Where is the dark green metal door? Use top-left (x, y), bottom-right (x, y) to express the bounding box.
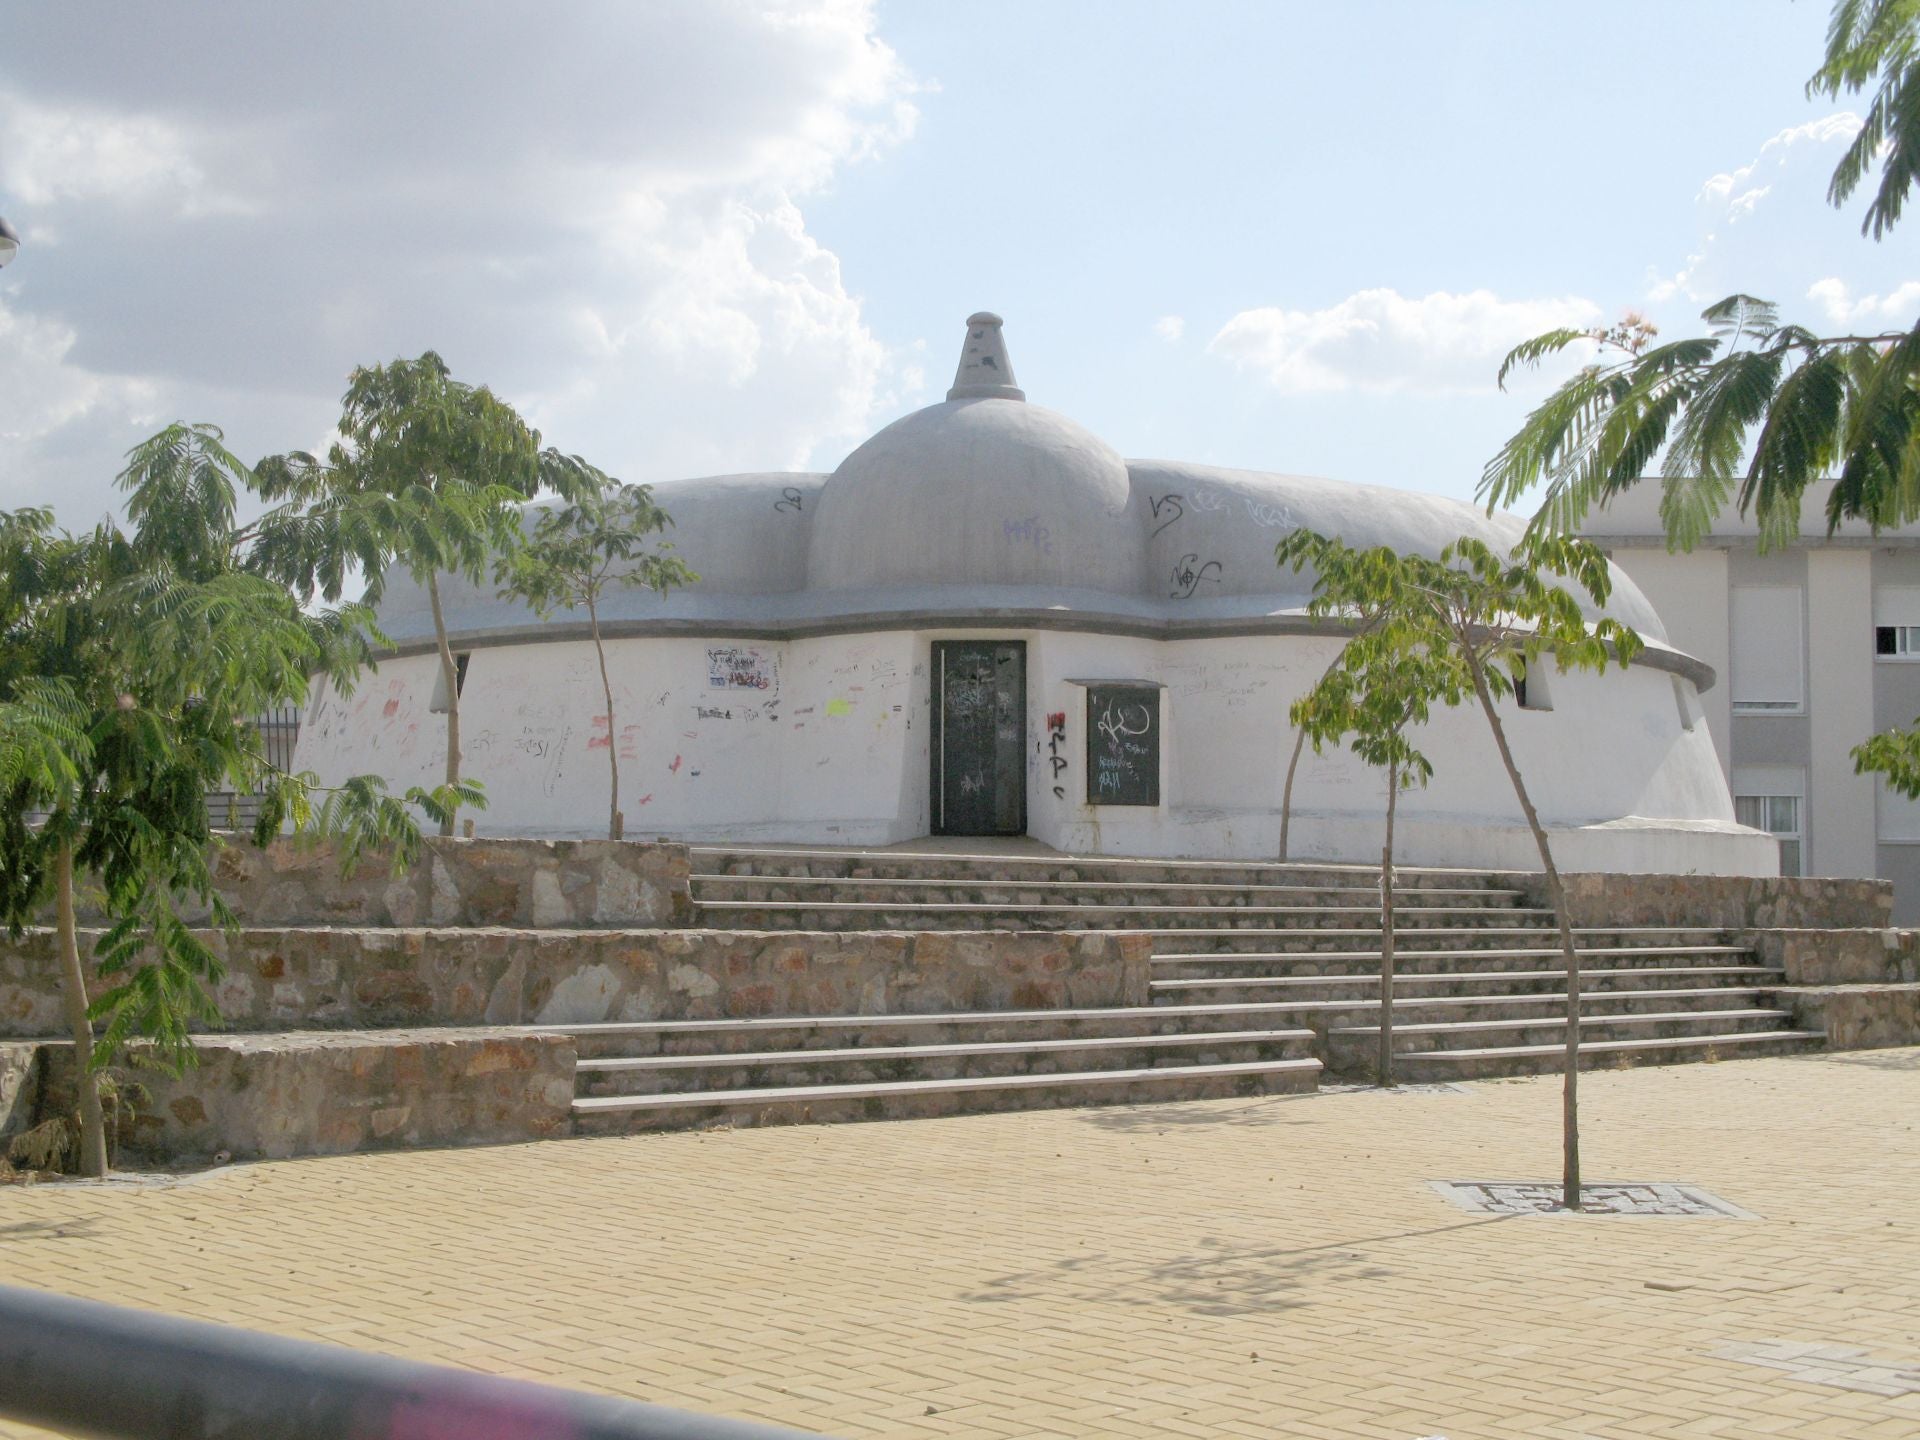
top-left (932, 640), bottom-right (1026, 836)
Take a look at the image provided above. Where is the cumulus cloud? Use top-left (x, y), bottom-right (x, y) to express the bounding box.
top-left (0, 1), bottom-right (919, 517)
top-left (1647, 113), bottom-right (1864, 305)
top-left (1208, 288), bottom-right (1603, 395)
top-left (1806, 276), bottom-right (1920, 328)
top-left (1153, 315), bottom-right (1185, 343)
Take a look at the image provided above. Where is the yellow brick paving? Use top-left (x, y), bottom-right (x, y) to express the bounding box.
top-left (3, 1050), bottom-right (1919, 1439)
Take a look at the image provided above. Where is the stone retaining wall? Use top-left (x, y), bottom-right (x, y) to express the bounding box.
top-left (27, 1030), bottom-right (576, 1165)
top-left (0, 1043), bottom-right (40, 1142)
top-left (0, 928), bottom-right (1149, 1039)
top-left (1744, 928), bottom-right (1920, 986)
top-left (1778, 985), bottom-right (1920, 1050)
top-left (78, 837), bottom-right (692, 930)
top-left (1539, 873), bottom-right (1892, 931)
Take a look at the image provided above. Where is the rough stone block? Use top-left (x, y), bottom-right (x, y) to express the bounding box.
top-left (1778, 984), bottom-right (1920, 1050)
top-left (0, 926), bottom-right (1147, 1040)
top-left (1744, 928), bottom-right (1920, 986)
top-left (71, 837), bottom-right (693, 931)
top-left (1541, 873), bottom-right (1893, 931)
top-left (33, 1028), bottom-right (576, 1164)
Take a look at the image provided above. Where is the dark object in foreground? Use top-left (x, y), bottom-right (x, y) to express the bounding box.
top-left (0, 1282), bottom-right (825, 1440)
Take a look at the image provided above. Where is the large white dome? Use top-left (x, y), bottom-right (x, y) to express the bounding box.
top-left (362, 309), bottom-right (1679, 663)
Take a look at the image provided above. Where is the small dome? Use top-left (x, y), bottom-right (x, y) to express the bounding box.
top-left (808, 316), bottom-right (1139, 593)
top-left (808, 398), bottom-right (1138, 593)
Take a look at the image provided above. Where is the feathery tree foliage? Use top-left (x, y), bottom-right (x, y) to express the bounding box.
top-left (1277, 530), bottom-right (1643, 1206)
top-left (0, 426), bottom-right (378, 1177)
top-left (1480, 0), bottom-right (1920, 795)
top-left (254, 353), bottom-right (597, 835)
top-left (496, 475), bottom-right (696, 841)
top-left (1288, 618), bottom-right (1463, 1087)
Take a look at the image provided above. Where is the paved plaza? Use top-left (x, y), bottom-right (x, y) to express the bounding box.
top-left (3, 1050), bottom-right (1918, 1439)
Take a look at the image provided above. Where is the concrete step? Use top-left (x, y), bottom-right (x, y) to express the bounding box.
top-left (691, 873), bottom-right (1524, 908)
top-left (1362, 986), bottom-right (1779, 1018)
top-left (690, 901), bottom-right (1559, 932)
top-left (1390, 1029), bottom-right (1826, 1082)
top-left (1327, 1008), bottom-right (1798, 1064)
top-left (1153, 970), bottom-right (1782, 1005)
top-left (1151, 967), bottom-right (1780, 1002)
top-left (1146, 926), bottom-right (1734, 954)
top-left (688, 844), bottom-right (1518, 891)
top-left (1149, 950), bottom-right (1759, 979)
top-left (576, 1028), bottom-right (1315, 1096)
top-left (538, 1000), bottom-right (1335, 1059)
top-left (570, 1056), bottom-right (1325, 1132)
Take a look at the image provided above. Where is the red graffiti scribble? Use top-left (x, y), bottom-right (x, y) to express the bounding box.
top-left (587, 735), bottom-right (610, 749)
top-left (382, 699), bottom-right (401, 718)
top-left (590, 715), bottom-right (610, 731)
top-left (636, 793), bottom-right (653, 805)
top-left (1046, 712), bottom-right (1066, 731)
top-left (668, 754), bottom-right (682, 773)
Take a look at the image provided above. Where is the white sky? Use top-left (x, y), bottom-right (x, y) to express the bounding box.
top-left (2, 0), bottom-right (1914, 528)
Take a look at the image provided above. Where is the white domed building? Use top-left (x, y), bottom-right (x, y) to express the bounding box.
top-left (294, 314), bottom-right (1773, 875)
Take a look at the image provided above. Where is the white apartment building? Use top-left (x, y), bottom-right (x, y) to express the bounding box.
top-left (1583, 482), bottom-right (1920, 921)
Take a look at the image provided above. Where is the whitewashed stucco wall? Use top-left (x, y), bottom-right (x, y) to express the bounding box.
top-left (295, 628), bottom-right (1773, 874)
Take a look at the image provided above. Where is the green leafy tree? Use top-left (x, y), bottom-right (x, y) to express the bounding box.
top-left (1480, 0), bottom-right (1920, 795)
top-left (1289, 616), bottom-right (1465, 1085)
top-left (1277, 530), bottom-right (1643, 1206)
top-left (496, 475), bottom-right (696, 840)
top-left (0, 427), bottom-right (377, 1177)
top-left (254, 353), bottom-right (595, 835)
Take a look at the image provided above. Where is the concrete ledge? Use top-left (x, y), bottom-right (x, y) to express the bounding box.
top-left (32, 1029), bottom-right (577, 1165)
top-left (1743, 928), bottom-right (1920, 986)
top-left (1776, 984), bottom-right (1920, 1051)
top-left (0, 928), bottom-right (1151, 1039)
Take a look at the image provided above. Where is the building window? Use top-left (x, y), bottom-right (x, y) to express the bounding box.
top-left (1877, 625), bottom-right (1920, 658)
top-left (1515, 663), bottom-right (1552, 712)
top-left (1735, 793), bottom-right (1802, 876)
top-left (1877, 779), bottom-right (1920, 843)
top-left (429, 652), bottom-right (471, 714)
top-left (1730, 586), bottom-right (1805, 712)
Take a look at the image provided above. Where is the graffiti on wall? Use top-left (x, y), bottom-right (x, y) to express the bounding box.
top-left (707, 645), bottom-right (778, 694)
top-left (1046, 710), bottom-right (1069, 801)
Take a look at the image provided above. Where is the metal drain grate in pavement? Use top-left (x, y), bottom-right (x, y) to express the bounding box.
top-left (1429, 1180), bottom-right (1758, 1217)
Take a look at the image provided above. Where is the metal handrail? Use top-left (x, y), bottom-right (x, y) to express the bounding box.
top-left (0, 1283), bottom-right (828, 1440)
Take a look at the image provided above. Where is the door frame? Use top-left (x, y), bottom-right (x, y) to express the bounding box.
top-left (930, 638), bottom-right (1028, 836)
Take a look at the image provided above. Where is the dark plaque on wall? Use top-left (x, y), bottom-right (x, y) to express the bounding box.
top-left (1085, 684), bottom-right (1160, 806)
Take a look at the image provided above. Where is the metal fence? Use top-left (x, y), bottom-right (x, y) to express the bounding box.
top-left (0, 1283), bottom-right (831, 1440)
top-left (207, 705), bottom-right (303, 833)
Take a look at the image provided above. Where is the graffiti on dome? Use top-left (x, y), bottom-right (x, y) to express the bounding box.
top-left (1170, 554), bottom-right (1223, 599)
top-left (1002, 515), bottom-right (1055, 557)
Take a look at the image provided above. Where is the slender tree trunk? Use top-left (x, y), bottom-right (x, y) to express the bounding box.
top-left (1280, 635), bottom-right (1375, 861)
top-left (1379, 757), bottom-right (1399, 1088)
top-left (1463, 645), bottom-right (1580, 1209)
top-left (588, 594), bottom-right (620, 841)
top-left (425, 571), bottom-right (462, 837)
top-left (55, 842), bottom-right (109, 1178)
top-left (1278, 725), bottom-right (1309, 862)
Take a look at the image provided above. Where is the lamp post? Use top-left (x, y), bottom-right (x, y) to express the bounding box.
top-left (0, 214), bottom-right (18, 269)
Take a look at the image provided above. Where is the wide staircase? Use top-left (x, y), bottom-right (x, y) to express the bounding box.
top-left (566, 844), bottom-right (1822, 1131)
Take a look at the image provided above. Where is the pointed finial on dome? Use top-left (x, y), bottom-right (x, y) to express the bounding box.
top-left (947, 311), bottom-right (1026, 402)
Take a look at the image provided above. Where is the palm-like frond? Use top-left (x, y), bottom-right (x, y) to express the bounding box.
top-left (1811, 0), bottom-right (1920, 238)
